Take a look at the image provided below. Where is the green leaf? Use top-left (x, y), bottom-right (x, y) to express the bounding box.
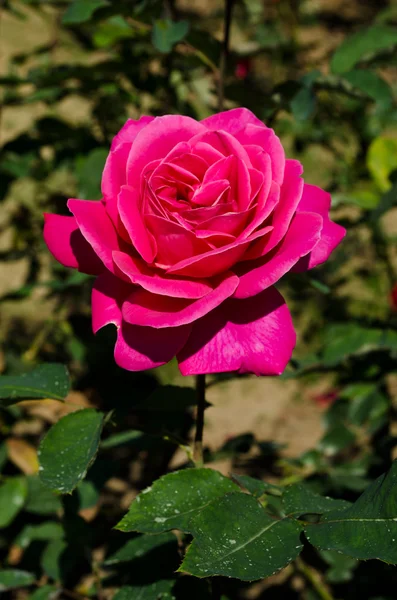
top-left (367, 136), bottom-right (397, 191)
top-left (291, 86), bottom-right (316, 121)
top-left (25, 475), bottom-right (62, 515)
top-left (62, 0), bottom-right (109, 25)
top-left (283, 484), bottom-right (351, 517)
top-left (41, 539), bottom-right (69, 581)
top-left (116, 468), bottom-right (239, 534)
top-left (319, 550), bottom-right (358, 584)
top-left (0, 570), bottom-right (35, 591)
top-left (342, 70), bottom-right (393, 109)
top-left (305, 461), bottom-right (397, 562)
top-left (101, 429), bottom-right (144, 449)
top-left (180, 492), bottom-right (303, 581)
top-left (114, 582), bottom-right (175, 600)
top-left (29, 585), bottom-right (58, 600)
top-left (318, 423), bottom-right (356, 456)
top-left (0, 477), bottom-right (27, 528)
top-left (75, 148), bottom-right (108, 199)
top-left (93, 16), bottom-right (134, 48)
top-left (104, 532), bottom-right (177, 565)
top-left (15, 522), bottom-right (64, 550)
top-left (331, 25), bottom-right (397, 74)
top-left (321, 323), bottom-right (397, 366)
top-left (0, 364), bottom-right (70, 406)
top-left (232, 474), bottom-right (282, 498)
top-left (38, 409), bottom-right (104, 494)
top-left (152, 19), bottom-right (189, 53)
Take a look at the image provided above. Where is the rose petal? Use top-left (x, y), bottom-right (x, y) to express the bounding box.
top-left (126, 115), bottom-right (205, 186)
top-left (110, 116), bottom-right (155, 151)
top-left (67, 199), bottom-right (123, 272)
top-left (190, 130), bottom-right (251, 167)
top-left (233, 212), bottom-right (322, 298)
top-left (146, 214), bottom-right (210, 268)
top-left (236, 124), bottom-right (285, 185)
top-left (167, 225), bottom-right (273, 278)
top-left (43, 214), bottom-right (103, 275)
top-left (117, 185), bottom-right (157, 263)
top-left (293, 184), bottom-right (347, 271)
top-left (113, 250), bottom-right (212, 298)
top-left (202, 107), bottom-right (265, 135)
top-left (178, 287), bottom-right (296, 376)
top-left (122, 272), bottom-right (239, 328)
top-left (92, 271), bottom-right (132, 333)
top-left (265, 159), bottom-right (304, 252)
top-left (115, 321), bottom-right (191, 371)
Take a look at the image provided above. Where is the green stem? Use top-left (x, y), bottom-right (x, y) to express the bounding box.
top-left (218, 0), bottom-right (234, 111)
top-left (193, 374), bottom-right (206, 466)
top-left (296, 557), bottom-right (334, 600)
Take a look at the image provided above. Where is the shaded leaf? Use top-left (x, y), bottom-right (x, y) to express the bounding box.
top-left (75, 148), bottom-right (108, 199)
top-left (0, 477), bottom-right (27, 528)
top-left (319, 550), bottom-right (358, 584)
top-left (104, 532), bottom-right (177, 566)
top-left (283, 484), bottom-right (351, 517)
top-left (15, 522), bottom-right (63, 550)
top-left (342, 70), bottom-right (393, 109)
top-left (232, 474), bottom-right (282, 499)
top-left (331, 25), bottom-right (397, 74)
top-left (114, 582), bottom-right (175, 600)
top-left (62, 0), bottom-right (109, 25)
top-left (0, 570), bottom-right (35, 591)
top-left (180, 492), bottom-right (303, 581)
top-left (305, 461), bottom-right (397, 562)
top-left (291, 86), bottom-right (316, 121)
top-left (0, 364), bottom-right (70, 406)
top-left (29, 585), bottom-right (58, 600)
top-left (38, 409), bottom-right (104, 494)
top-left (25, 475), bottom-right (62, 515)
top-left (117, 468), bottom-right (239, 534)
top-left (152, 19), bottom-right (189, 53)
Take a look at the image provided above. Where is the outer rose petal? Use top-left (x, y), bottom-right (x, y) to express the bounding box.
top-left (43, 214), bottom-right (103, 275)
top-left (233, 212), bottom-right (322, 299)
top-left (265, 159), bottom-right (304, 252)
top-left (118, 186), bottom-right (157, 263)
top-left (92, 271), bottom-right (132, 333)
top-left (201, 108), bottom-right (265, 135)
top-left (122, 272), bottom-right (239, 328)
top-left (112, 250), bottom-right (212, 298)
top-left (110, 116), bottom-right (155, 151)
top-left (67, 199), bottom-right (122, 272)
top-left (293, 184), bottom-right (346, 271)
top-left (178, 287), bottom-right (296, 376)
top-left (115, 322), bottom-right (192, 371)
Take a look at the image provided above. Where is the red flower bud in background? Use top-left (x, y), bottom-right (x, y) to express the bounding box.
top-left (235, 58), bottom-right (251, 80)
top-left (312, 390), bottom-right (338, 408)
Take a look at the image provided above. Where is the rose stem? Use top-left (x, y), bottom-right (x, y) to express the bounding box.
top-left (218, 0), bottom-right (234, 111)
top-left (193, 374), bottom-right (206, 466)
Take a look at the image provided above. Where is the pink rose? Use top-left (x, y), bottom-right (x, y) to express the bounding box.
top-left (44, 108), bottom-right (345, 376)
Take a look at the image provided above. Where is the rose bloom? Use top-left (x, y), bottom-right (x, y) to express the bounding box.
top-left (44, 108), bottom-right (345, 376)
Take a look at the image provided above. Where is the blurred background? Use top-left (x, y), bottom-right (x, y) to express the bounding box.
top-left (1, 0), bottom-right (397, 598)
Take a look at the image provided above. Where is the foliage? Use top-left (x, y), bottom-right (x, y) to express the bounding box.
top-left (1, 0), bottom-right (397, 598)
